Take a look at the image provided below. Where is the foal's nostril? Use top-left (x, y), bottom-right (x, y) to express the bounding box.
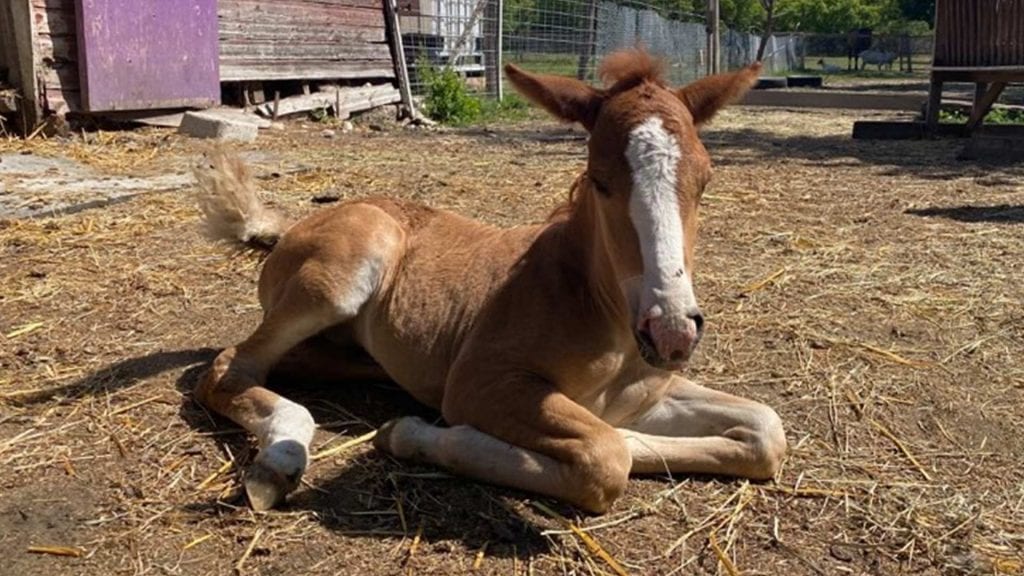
top-left (669, 350), bottom-right (684, 362)
top-left (689, 311), bottom-right (705, 335)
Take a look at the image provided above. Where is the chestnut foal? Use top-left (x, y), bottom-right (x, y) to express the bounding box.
top-left (195, 50), bottom-right (786, 513)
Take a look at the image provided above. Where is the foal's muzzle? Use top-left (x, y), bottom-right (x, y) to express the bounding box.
top-left (635, 309), bottom-right (704, 370)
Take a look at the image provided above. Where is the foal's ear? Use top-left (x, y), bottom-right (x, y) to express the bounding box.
top-left (675, 62), bottom-right (762, 126)
top-left (505, 64), bottom-right (603, 130)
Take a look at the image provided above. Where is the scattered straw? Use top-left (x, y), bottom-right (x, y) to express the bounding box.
top-left (196, 458), bottom-right (234, 491)
top-left (310, 430), bottom-right (377, 461)
top-left (26, 545), bottom-right (84, 557)
top-left (472, 542), bottom-right (488, 570)
top-left (708, 532), bottom-right (740, 576)
top-left (183, 534), bottom-right (213, 550)
top-left (742, 267), bottom-right (787, 294)
top-left (109, 394), bottom-right (163, 416)
top-left (870, 419), bottom-right (934, 482)
top-left (4, 321), bottom-right (44, 339)
top-left (234, 527), bottom-right (265, 575)
top-left (532, 502), bottom-right (629, 576)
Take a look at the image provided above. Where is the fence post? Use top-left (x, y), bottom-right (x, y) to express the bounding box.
top-left (706, 0), bottom-right (720, 74)
top-left (483, 0), bottom-right (503, 100)
top-left (8, 0), bottom-right (41, 133)
top-left (799, 32), bottom-right (806, 70)
top-left (383, 0), bottom-right (418, 120)
top-left (576, 0), bottom-right (598, 81)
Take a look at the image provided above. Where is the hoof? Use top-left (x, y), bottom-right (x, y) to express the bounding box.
top-left (243, 439), bottom-right (308, 511)
top-left (244, 461), bottom-right (292, 511)
top-left (373, 416), bottom-right (427, 459)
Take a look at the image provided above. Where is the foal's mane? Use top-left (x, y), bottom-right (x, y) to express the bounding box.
top-left (598, 48), bottom-right (668, 93)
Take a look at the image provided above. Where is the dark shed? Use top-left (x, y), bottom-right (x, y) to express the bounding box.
top-left (926, 0), bottom-right (1024, 131)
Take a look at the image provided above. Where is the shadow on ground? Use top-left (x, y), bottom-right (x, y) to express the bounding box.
top-left (702, 127), bottom-right (1024, 180)
top-left (170, 353), bottom-right (553, 559)
top-left (905, 204), bottom-right (1024, 224)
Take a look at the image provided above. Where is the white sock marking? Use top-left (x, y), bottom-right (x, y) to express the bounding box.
top-left (254, 398), bottom-right (315, 476)
top-left (625, 117), bottom-right (698, 323)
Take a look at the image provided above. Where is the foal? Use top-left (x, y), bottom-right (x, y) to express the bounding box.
top-left (195, 50), bottom-right (786, 513)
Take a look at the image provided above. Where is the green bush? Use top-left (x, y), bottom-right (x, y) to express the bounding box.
top-left (419, 59), bottom-right (481, 125)
top-left (478, 93), bottom-right (533, 123)
top-left (940, 108), bottom-right (1024, 125)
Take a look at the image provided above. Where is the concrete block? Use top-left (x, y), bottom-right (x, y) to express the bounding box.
top-left (178, 111), bottom-right (258, 142)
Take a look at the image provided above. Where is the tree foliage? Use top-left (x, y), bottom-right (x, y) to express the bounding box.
top-left (501, 0), bottom-right (934, 38)
top-left (693, 0), bottom-right (934, 33)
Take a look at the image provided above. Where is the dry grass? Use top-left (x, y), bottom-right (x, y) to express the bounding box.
top-left (1, 107), bottom-right (1023, 575)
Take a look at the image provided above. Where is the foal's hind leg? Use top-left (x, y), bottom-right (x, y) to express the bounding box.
top-left (198, 207), bottom-right (402, 509)
top-left (197, 282), bottom-right (357, 509)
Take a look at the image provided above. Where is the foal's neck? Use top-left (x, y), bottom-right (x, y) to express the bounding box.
top-left (557, 172), bottom-right (630, 325)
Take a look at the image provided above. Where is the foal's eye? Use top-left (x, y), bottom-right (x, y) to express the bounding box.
top-left (591, 177), bottom-right (610, 195)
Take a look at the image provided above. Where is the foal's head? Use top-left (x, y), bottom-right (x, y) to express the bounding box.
top-left (506, 50), bottom-right (760, 370)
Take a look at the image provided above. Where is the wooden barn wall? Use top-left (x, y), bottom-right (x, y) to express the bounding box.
top-left (33, 0), bottom-right (80, 114)
top-left (1, 6), bottom-right (16, 84)
top-left (29, 0), bottom-right (395, 114)
top-left (934, 0), bottom-right (1024, 67)
top-left (218, 0), bottom-right (395, 82)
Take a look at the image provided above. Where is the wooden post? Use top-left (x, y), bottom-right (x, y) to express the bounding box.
top-left (483, 0), bottom-right (503, 100)
top-left (706, 0), bottom-right (721, 74)
top-left (8, 0), bottom-right (40, 133)
top-left (925, 78), bottom-right (943, 133)
top-left (496, 0), bottom-right (502, 100)
top-left (966, 81), bottom-right (1007, 133)
top-left (799, 32), bottom-right (806, 70)
top-left (384, 0), bottom-right (419, 120)
top-left (576, 0), bottom-right (598, 81)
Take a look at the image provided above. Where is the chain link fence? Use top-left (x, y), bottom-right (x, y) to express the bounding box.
top-left (794, 33), bottom-right (935, 74)
top-left (397, 0), bottom-right (802, 100)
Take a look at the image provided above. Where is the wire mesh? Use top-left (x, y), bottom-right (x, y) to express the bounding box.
top-left (397, 0), bottom-right (806, 101)
top-left (797, 33), bottom-right (935, 74)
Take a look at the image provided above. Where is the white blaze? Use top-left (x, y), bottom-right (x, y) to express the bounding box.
top-left (625, 117), bottom-right (698, 325)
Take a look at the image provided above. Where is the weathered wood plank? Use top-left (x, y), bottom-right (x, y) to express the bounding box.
top-left (220, 62), bottom-right (395, 82)
top-left (11, 0), bottom-right (41, 127)
top-left (852, 121), bottom-right (966, 140)
top-left (0, 90), bottom-right (19, 113)
top-left (31, 3), bottom-right (74, 35)
top-left (219, 22), bottom-right (385, 43)
top-left (220, 42), bottom-right (391, 60)
top-left (218, 0), bottom-right (392, 82)
top-left (253, 86), bottom-right (398, 116)
top-left (220, 0), bottom-right (384, 14)
top-left (218, 3), bottom-right (385, 27)
top-left (30, 0), bottom-right (75, 10)
top-left (34, 33), bottom-right (77, 64)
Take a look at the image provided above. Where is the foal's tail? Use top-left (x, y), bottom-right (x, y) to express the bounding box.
top-left (194, 148), bottom-right (291, 251)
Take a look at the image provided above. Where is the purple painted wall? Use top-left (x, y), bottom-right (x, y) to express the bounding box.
top-left (75, 0), bottom-right (220, 111)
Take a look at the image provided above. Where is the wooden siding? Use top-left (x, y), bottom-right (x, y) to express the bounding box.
top-left (29, 0), bottom-right (395, 113)
top-left (218, 0), bottom-right (395, 82)
top-left (33, 0), bottom-right (79, 113)
top-left (934, 0), bottom-right (1024, 67)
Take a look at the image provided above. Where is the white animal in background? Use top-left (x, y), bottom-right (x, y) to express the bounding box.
top-left (818, 59), bottom-right (842, 73)
top-left (858, 49), bottom-right (896, 70)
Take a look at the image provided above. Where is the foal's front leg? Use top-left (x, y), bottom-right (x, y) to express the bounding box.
top-left (618, 376), bottom-right (787, 479)
top-left (375, 377), bottom-right (633, 514)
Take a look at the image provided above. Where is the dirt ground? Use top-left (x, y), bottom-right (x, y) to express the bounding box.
top-left (1, 105), bottom-right (1022, 576)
